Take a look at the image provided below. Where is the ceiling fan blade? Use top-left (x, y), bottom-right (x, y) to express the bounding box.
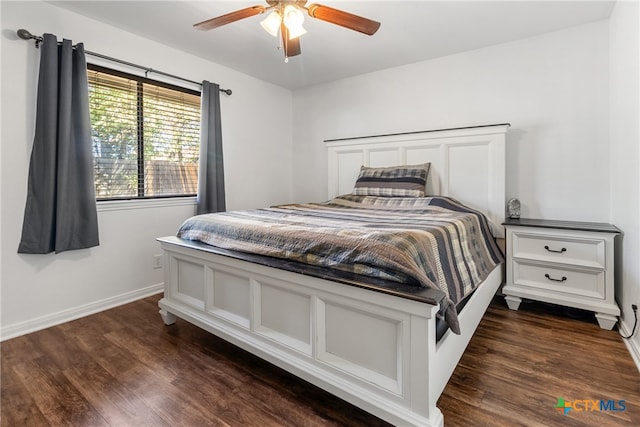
top-left (281, 22), bottom-right (302, 58)
top-left (194, 6), bottom-right (266, 31)
top-left (307, 4), bottom-right (380, 36)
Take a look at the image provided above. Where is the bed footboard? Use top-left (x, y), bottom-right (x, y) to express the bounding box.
top-left (157, 236), bottom-right (502, 426)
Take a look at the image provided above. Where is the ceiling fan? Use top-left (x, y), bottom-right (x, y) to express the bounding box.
top-left (194, 0), bottom-right (381, 61)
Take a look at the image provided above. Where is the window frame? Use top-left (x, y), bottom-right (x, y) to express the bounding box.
top-left (87, 63), bottom-right (201, 202)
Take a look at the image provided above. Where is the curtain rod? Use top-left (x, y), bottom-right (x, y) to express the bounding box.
top-left (17, 29), bottom-right (232, 96)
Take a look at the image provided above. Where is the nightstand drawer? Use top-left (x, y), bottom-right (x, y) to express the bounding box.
top-left (512, 232), bottom-right (605, 269)
top-left (512, 261), bottom-right (605, 300)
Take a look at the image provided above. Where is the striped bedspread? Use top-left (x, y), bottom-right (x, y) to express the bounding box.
top-left (177, 195), bottom-right (504, 333)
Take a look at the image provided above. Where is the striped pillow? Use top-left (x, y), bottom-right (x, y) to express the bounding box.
top-left (352, 163), bottom-right (430, 197)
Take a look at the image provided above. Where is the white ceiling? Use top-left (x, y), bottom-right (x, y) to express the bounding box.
top-left (48, 1), bottom-right (615, 90)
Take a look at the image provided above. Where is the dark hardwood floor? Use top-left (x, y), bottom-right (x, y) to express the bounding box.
top-left (2, 294), bottom-right (639, 426)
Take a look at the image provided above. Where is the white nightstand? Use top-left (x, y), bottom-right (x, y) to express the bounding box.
top-left (502, 218), bottom-right (621, 330)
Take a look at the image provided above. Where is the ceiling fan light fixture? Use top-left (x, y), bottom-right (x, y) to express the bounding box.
top-left (260, 10), bottom-right (281, 37)
top-left (287, 23), bottom-right (307, 39)
top-left (283, 5), bottom-right (306, 39)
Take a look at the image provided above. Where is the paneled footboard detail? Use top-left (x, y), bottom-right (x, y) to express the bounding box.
top-left (158, 237), bottom-right (502, 426)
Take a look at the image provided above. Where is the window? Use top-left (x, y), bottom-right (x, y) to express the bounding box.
top-left (87, 64), bottom-right (201, 200)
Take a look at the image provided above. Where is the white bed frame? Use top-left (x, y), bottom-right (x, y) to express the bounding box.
top-left (158, 123), bottom-right (509, 427)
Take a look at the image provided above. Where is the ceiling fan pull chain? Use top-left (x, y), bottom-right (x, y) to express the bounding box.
top-left (277, 24), bottom-right (283, 50)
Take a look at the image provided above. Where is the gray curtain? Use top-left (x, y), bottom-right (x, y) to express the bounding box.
top-left (196, 81), bottom-right (226, 214)
top-left (18, 34), bottom-right (99, 254)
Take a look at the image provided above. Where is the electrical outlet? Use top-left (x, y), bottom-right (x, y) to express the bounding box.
top-left (153, 254), bottom-right (163, 269)
top-left (633, 304), bottom-right (638, 312)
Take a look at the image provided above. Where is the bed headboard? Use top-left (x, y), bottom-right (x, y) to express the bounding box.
top-left (325, 124), bottom-right (509, 238)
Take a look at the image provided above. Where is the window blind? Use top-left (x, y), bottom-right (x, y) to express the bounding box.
top-left (87, 64), bottom-right (201, 200)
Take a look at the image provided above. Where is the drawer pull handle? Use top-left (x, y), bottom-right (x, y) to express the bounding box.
top-left (544, 245), bottom-right (566, 254)
top-left (545, 273), bottom-right (567, 282)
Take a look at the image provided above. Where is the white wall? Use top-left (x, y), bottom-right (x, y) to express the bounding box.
top-left (292, 20), bottom-right (610, 225)
top-left (609, 0), bottom-right (640, 365)
top-left (0, 1), bottom-right (293, 338)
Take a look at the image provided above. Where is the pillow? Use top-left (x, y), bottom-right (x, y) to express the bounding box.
top-left (352, 163), bottom-right (430, 197)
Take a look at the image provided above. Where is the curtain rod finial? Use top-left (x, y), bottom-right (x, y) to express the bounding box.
top-left (17, 29), bottom-right (42, 47)
top-left (17, 29), bottom-right (34, 40)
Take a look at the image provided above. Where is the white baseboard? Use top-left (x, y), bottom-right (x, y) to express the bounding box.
top-left (0, 283), bottom-right (164, 342)
top-left (620, 322), bottom-right (640, 373)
